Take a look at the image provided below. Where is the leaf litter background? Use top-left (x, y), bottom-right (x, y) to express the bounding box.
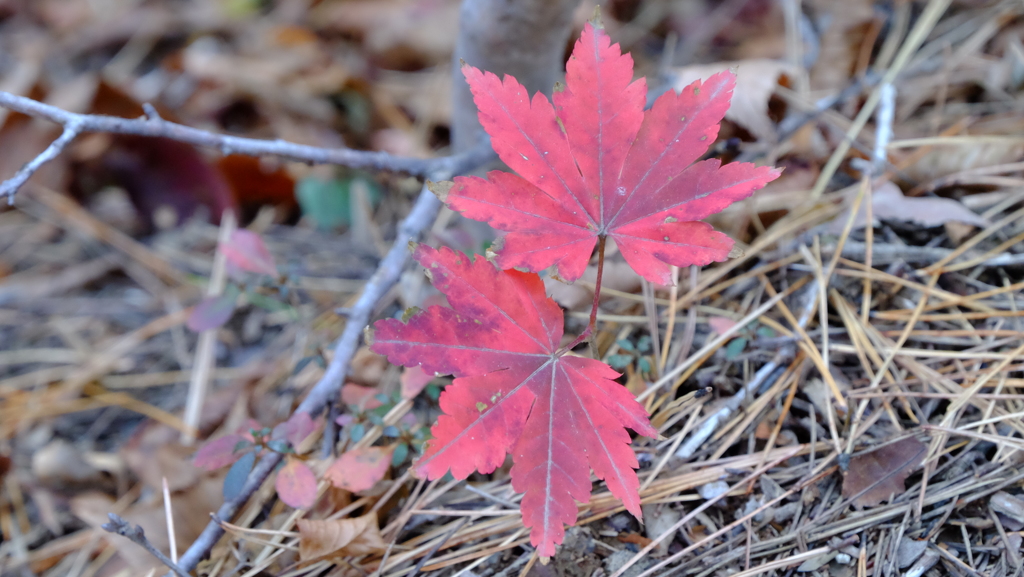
top-left (2, 1), bottom-right (1024, 576)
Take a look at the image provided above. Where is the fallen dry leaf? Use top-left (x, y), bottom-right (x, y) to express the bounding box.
top-left (220, 229), bottom-right (278, 277)
top-left (642, 504), bottom-right (680, 556)
top-left (671, 60), bottom-right (794, 142)
top-left (71, 476), bottom-right (223, 570)
top-left (806, 0), bottom-right (876, 92)
top-left (842, 436), bottom-right (926, 507)
top-left (827, 181), bottom-right (990, 234)
top-left (903, 114), bottom-right (1024, 181)
top-left (708, 316), bottom-right (739, 336)
top-left (309, 0), bottom-right (460, 68)
top-left (297, 512), bottom-right (388, 561)
top-left (276, 458), bottom-right (318, 509)
top-left (340, 383), bottom-right (384, 411)
top-left (324, 446), bottom-right (393, 493)
top-left (544, 259), bottom-right (640, 309)
top-left (400, 366), bottom-right (434, 400)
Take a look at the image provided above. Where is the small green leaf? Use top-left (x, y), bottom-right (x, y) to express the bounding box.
top-left (756, 326), bottom-right (776, 339)
top-left (725, 337), bottom-right (748, 360)
top-left (246, 290), bottom-right (292, 313)
top-left (637, 335), bottom-right (652, 353)
top-left (266, 439), bottom-right (292, 454)
top-left (295, 174), bottom-right (382, 230)
top-left (339, 91), bottom-right (371, 136)
top-left (608, 354), bottom-right (633, 369)
top-left (638, 357), bottom-right (651, 374)
top-left (223, 450), bottom-right (256, 500)
top-left (349, 423), bottom-right (365, 443)
top-left (426, 384), bottom-right (441, 401)
top-left (391, 443), bottom-right (409, 467)
top-left (383, 425), bottom-right (400, 438)
top-left (295, 176), bottom-right (351, 230)
top-left (616, 339), bottom-right (635, 352)
top-left (293, 356), bottom-right (315, 375)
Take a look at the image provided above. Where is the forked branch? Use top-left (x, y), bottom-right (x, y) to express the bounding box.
top-left (0, 91), bottom-right (494, 202)
top-left (102, 513), bottom-right (191, 577)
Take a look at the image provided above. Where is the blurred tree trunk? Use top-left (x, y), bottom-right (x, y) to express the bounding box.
top-left (451, 0), bottom-right (580, 151)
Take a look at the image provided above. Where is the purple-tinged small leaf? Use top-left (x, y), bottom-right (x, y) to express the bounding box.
top-left (187, 286), bottom-right (239, 332)
top-left (272, 412), bottom-right (316, 447)
top-left (223, 450), bottom-right (256, 500)
top-left (194, 434), bottom-right (247, 470)
top-left (276, 459), bottom-right (318, 509)
top-left (336, 414), bottom-right (355, 427)
top-left (220, 229), bottom-right (277, 276)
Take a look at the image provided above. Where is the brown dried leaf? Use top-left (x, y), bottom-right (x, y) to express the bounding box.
top-left (544, 260), bottom-right (640, 309)
top-left (806, 0), bottom-right (875, 91)
top-left (827, 181), bottom-right (990, 234)
top-left (297, 512), bottom-right (387, 561)
top-left (310, 0), bottom-right (460, 68)
top-left (671, 60), bottom-right (795, 142)
top-left (990, 491), bottom-right (1024, 524)
top-left (842, 436), bottom-right (926, 507)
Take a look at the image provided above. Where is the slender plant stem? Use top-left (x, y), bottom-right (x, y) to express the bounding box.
top-left (561, 235), bottom-right (607, 352)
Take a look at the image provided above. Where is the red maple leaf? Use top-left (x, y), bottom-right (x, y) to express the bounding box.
top-left (369, 245), bottom-right (657, 556)
top-left (440, 23), bottom-right (781, 285)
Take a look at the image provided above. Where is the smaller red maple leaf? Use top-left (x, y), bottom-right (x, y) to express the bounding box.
top-left (369, 245), bottom-right (657, 556)
top-left (440, 22), bottom-right (781, 285)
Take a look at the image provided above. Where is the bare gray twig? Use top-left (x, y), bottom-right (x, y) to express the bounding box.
top-left (0, 120), bottom-right (82, 204)
top-left (102, 513), bottom-right (192, 577)
top-left (0, 90), bottom-right (492, 202)
top-left (170, 152), bottom-right (493, 576)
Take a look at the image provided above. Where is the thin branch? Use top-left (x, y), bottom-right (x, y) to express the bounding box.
top-left (0, 91), bottom-right (493, 201)
top-left (169, 149), bottom-right (494, 576)
top-left (1, 119), bottom-right (82, 203)
top-left (673, 282), bottom-right (815, 459)
top-left (102, 513), bottom-right (192, 577)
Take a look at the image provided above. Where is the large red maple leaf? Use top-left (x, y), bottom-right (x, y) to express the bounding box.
top-left (369, 245), bottom-right (657, 556)
top-left (440, 22), bottom-right (782, 285)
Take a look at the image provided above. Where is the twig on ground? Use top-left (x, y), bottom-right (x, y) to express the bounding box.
top-left (774, 240), bottom-right (1024, 268)
top-left (169, 150), bottom-right (494, 576)
top-left (673, 282), bottom-right (815, 459)
top-left (101, 513), bottom-right (191, 577)
top-left (0, 91), bottom-right (493, 202)
top-left (0, 121), bottom-right (81, 204)
top-left (674, 345), bottom-right (794, 459)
